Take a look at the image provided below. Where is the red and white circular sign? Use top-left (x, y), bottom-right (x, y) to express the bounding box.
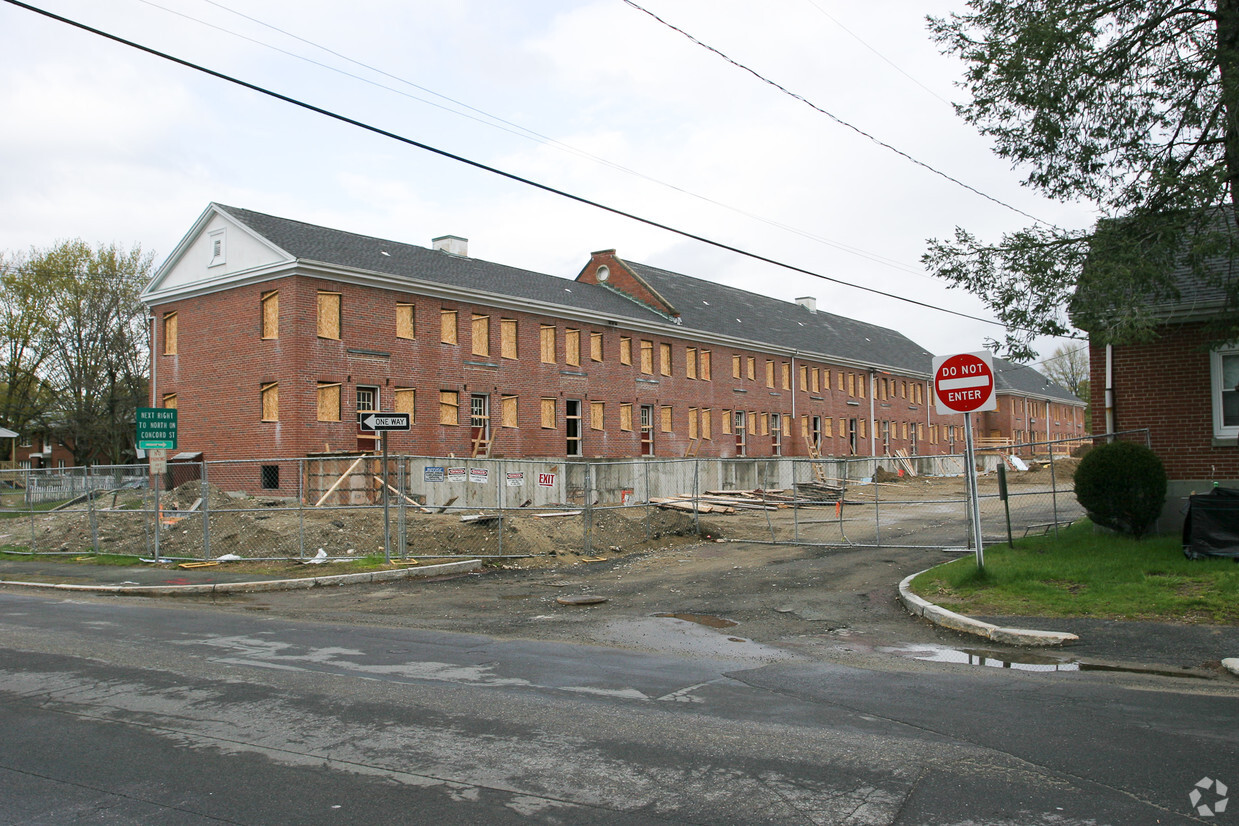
top-left (933, 351), bottom-right (996, 414)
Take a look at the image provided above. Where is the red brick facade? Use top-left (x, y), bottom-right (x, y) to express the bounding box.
top-left (152, 273), bottom-right (966, 462)
top-left (1090, 324), bottom-right (1239, 482)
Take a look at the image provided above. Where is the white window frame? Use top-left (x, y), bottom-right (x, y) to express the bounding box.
top-left (1211, 346), bottom-right (1239, 439)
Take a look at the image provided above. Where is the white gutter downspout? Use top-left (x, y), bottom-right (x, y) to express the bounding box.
top-left (869, 369), bottom-right (877, 456)
top-left (1104, 344), bottom-right (1115, 439)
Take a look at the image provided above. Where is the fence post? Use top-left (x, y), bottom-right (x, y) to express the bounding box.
top-left (26, 468), bottom-right (37, 553)
top-left (643, 460), bottom-right (652, 542)
top-left (583, 462), bottom-right (593, 557)
top-left (873, 460), bottom-right (881, 547)
top-left (497, 457), bottom-right (504, 558)
top-left (693, 459), bottom-right (701, 536)
top-left (201, 460), bottom-right (211, 560)
top-left (1048, 441), bottom-right (1060, 538)
top-left (298, 458), bottom-right (306, 560)
top-left (398, 455), bottom-right (407, 560)
top-left (87, 469), bottom-right (100, 555)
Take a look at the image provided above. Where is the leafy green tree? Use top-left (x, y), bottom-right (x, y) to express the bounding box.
top-left (4, 241), bottom-right (153, 465)
top-left (924, 1), bottom-right (1239, 361)
top-left (0, 251), bottom-right (56, 441)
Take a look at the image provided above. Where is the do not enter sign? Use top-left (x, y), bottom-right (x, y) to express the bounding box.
top-left (933, 351), bottom-right (997, 415)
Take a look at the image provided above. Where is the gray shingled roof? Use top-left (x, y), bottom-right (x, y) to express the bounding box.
top-left (217, 205), bottom-right (665, 323)
top-left (992, 356), bottom-right (1083, 404)
top-left (625, 261), bottom-right (936, 375)
top-left (218, 205), bottom-right (1081, 402)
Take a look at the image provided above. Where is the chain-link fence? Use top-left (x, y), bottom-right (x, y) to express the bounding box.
top-left (0, 431), bottom-right (1146, 562)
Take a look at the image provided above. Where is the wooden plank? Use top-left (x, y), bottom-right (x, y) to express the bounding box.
top-left (434, 495), bottom-right (458, 514)
top-left (532, 510), bottom-right (583, 518)
top-left (314, 456), bottom-right (367, 506)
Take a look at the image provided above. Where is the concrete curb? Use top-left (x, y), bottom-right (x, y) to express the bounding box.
top-left (0, 559), bottom-right (483, 596)
top-left (898, 568), bottom-right (1079, 647)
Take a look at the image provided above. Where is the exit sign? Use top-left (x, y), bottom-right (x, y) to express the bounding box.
top-left (137, 407), bottom-right (178, 449)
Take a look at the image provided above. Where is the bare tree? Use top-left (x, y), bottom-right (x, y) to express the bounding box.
top-left (1041, 345), bottom-right (1090, 400)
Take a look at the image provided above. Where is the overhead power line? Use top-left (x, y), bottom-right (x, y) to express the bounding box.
top-left (621, 0), bottom-right (1050, 227)
top-left (7, 0), bottom-right (1028, 332)
top-left (136, 0), bottom-right (927, 278)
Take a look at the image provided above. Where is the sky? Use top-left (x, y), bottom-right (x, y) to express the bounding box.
top-left (0, 0), bottom-right (1095, 367)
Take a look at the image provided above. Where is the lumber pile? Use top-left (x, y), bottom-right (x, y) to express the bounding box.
top-left (793, 481), bottom-right (845, 503)
top-left (650, 497), bottom-right (734, 514)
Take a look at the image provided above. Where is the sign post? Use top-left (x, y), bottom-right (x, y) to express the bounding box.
top-left (136, 408), bottom-right (178, 562)
top-left (932, 351), bottom-right (997, 569)
top-left (361, 413), bottom-right (411, 561)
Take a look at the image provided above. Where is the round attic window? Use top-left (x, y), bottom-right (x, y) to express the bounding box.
top-left (596, 265), bottom-right (610, 282)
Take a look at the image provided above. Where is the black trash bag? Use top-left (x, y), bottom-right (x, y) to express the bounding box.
top-left (1182, 486), bottom-right (1239, 560)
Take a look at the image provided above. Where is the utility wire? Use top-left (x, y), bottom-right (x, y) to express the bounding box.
top-left (7, 0), bottom-right (1013, 330)
top-left (137, 0), bottom-right (926, 278)
top-left (621, 0), bottom-right (1050, 227)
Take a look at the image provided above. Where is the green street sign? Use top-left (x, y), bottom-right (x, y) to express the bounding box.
top-left (137, 407), bottom-right (178, 450)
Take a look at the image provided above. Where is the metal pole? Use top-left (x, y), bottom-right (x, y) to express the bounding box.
top-left (693, 458), bottom-right (701, 536)
top-left (1048, 441), bottom-right (1060, 539)
top-left (398, 455), bottom-right (407, 560)
top-left (382, 431), bottom-right (391, 563)
top-left (872, 459), bottom-right (881, 547)
top-left (88, 469), bottom-right (100, 555)
top-left (201, 460), bottom-right (211, 560)
top-left (153, 468), bottom-right (161, 561)
top-left (496, 457), bottom-right (503, 558)
top-left (298, 458), bottom-right (306, 561)
top-left (964, 412), bottom-right (984, 569)
top-left (583, 462), bottom-right (593, 557)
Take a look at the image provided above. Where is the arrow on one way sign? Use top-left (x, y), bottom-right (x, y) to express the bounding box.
top-left (361, 412), bottom-right (411, 431)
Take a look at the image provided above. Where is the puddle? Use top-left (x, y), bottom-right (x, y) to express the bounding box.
top-left (653, 612), bottom-right (737, 629)
top-left (887, 644), bottom-right (1210, 679)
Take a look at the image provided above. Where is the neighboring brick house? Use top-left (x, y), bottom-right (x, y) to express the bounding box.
top-left (9, 429), bottom-right (75, 470)
top-left (1080, 245), bottom-right (1239, 531)
top-left (141, 204), bottom-right (1085, 471)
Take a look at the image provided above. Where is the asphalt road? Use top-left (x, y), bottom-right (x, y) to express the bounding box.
top-left (1, 588), bottom-right (1235, 824)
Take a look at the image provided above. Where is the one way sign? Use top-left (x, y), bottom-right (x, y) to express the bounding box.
top-left (360, 412), bottom-right (411, 431)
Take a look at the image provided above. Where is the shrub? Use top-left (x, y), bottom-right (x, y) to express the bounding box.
top-left (1073, 441), bottom-right (1167, 538)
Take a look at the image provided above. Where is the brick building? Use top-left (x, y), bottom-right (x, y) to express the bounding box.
top-left (141, 204), bottom-right (1085, 469)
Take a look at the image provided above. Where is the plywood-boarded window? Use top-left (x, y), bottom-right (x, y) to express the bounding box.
top-left (590, 401), bottom-right (605, 431)
top-left (395, 302), bottom-right (415, 339)
top-left (732, 355), bottom-right (742, 379)
top-left (501, 395), bottom-right (518, 427)
top-left (590, 332), bottom-right (603, 362)
top-left (620, 402), bottom-right (633, 432)
top-left (858, 418), bottom-right (867, 439)
top-left (858, 374), bottom-right (866, 398)
top-left (620, 337), bottom-right (632, 365)
top-left (500, 318), bottom-right (518, 359)
top-left (746, 357), bottom-right (755, 381)
top-left (540, 325), bottom-right (556, 363)
top-left (902, 422), bottom-right (909, 440)
top-left (700, 351), bottom-right (711, 380)
top-left (163, 312), bottom-right (178, 355)
top-left (660, 405), bottom-right (673, 433)
top-left (848, 373), bottom-right (856, 397)
top-left (800, 365), bottom-right (808, 391)
top-left (540, 398), bottom-right (556, 429)
top-left (316, 382), bottom-right (341, 422)
top-left (824, 418), bottom-right (834, 438)
top-left (260, 382), bottom-right (278, 422)
top-left (472, 314), bottom-right (490, 357)
top-left (261, 291), bottom-right (278, 339)
top-left (760, 413), bottom-right (769, 436)
top-left (640, 340), bottom-right (654, 375)
top-left (439, 391), bottom-right (459, 425)
top-left (915, 383), bottom-right (923, 405)
top-left (722, 409), bottom-right (732, 434)
top-left (162, 393), bottom-right (177, 409)
top-left (801, 416), bottom-right (809, 438)
top-left (659, 343), bottom-right (671, 376)
top-left (766, 360), bottom-right (775, 388)
top-left (317, 293), bottom-right (340, 340)
top-left (837, 371), bottom-right (845, 392)
top-left (565, 329), bottom-right (580, 367)
top-left (782, 415), bottom-right (791, 436)
top-left (440, 309), bottom-right (458, 344)
top-left (686, 347), bottom-right (697, 379)
top-left (701, 408), bottom-right (712, 439)
top-left (394, 388), bottom-right (415, 420)
top-left (781, 362), bottom-right (791, 391)
top-left (811, 368), bottom-right (820, 394)
top-left (688, 408), bottom-right (698, 440)
top-left (747, 411), bottom-right (758, 435)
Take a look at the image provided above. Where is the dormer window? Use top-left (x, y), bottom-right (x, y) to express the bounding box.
top-left (208, 229), bottom-right (226, 267)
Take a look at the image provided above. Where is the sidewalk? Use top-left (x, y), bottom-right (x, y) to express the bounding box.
top-left (0, 556), bottom-right (481, 595)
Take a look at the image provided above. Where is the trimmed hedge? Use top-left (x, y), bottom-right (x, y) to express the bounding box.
top-left (1073, 441), bottom-right (1167, 538)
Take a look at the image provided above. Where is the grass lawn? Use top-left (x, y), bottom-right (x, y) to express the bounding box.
top-left (910, 520), bottom-right (1239, 623)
